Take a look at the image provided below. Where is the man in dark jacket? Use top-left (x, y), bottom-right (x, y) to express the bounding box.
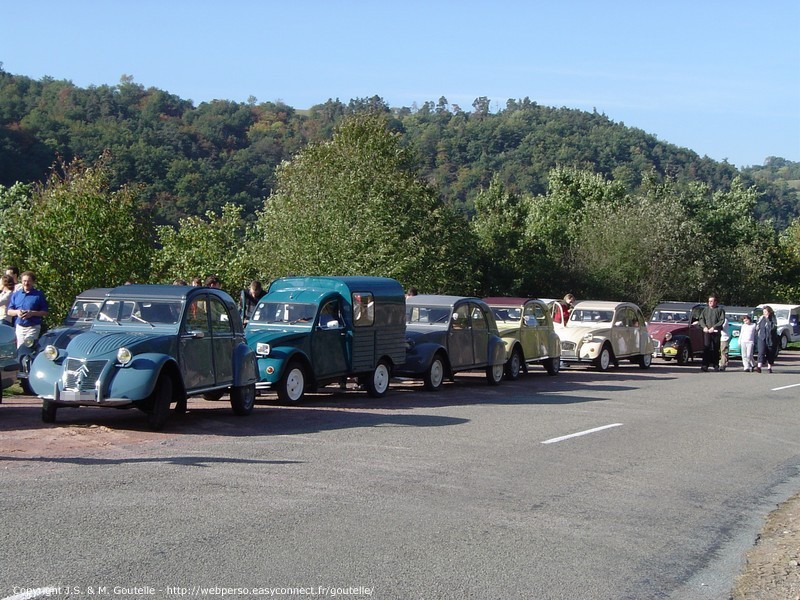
top-left (698, 294), bottom-right (726, 372)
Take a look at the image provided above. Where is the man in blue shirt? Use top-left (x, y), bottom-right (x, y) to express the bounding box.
top-left (7, 271), bottom-right (49, 348)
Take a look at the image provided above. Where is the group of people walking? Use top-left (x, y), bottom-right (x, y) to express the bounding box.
top-left (699, 295), bottom-right (780, 373)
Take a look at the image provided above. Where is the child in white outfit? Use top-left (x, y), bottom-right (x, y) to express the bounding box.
top-left (739, 315), bottom-right (756, 371)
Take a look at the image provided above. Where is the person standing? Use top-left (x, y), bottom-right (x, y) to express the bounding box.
top-left (0, 274), bottom-right (15, 325)
top-left (739, 314), bottom-right (756, 372)
top-left (719, 316), bottom-right (730, 371)
top-left (7, 271), bottom-right (49, 348)
top-left (5, 266), bottom-right (23, 291)
top-left (241, 280), bottom-right (266, 324)
top-left (698, 294), bottom-right (725, 372)
top-left (755, 305), bottom-right (779, 373)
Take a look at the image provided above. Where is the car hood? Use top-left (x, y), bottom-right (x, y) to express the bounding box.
top-left (246, 328), bottom-right (309, 349)
top-left (66, 331), bottom-right (173, 358)
top-left (647, 323), bottom-right (689, 341)
top-left (405, 327), bottom-right (447, 345)
top-left (558, 324), bottom-right (611, 343)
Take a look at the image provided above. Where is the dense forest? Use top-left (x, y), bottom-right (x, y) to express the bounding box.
top-left (1, 68), bottom-right (799, 326)
top-left (1, 68), bottom-right (798, 228)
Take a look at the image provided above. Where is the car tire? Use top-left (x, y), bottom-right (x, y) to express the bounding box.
top-left (486, 363), bottom-right (503, 386)
top-left (42, 399), bottom-right (57, 423)
top-left (277, 362), bottom-right (306, 403)
top-left (639, 353), bottom-right (652, 369)
top-left (780, 333), bottom-right (789, 350)
top-left (423, 354), bottom-right (445, 392)
top-left (505, 348), bottom-right (523, 380)
top-left (677, 343), bottom-right (691, 365)
top-left (146, 375), bottom-right (173, 431)
top-left (366, 360), bottom-right (391, 398)
top-left (595, 345), bottom-right (613, 371)
top-left (230, 383), bottom-right (256, 415)
top-left (20, 378), bottom-right (34, 396)
top-left (544, 356), bottom-right (560, 376)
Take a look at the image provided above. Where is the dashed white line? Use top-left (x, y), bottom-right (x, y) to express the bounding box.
top-left (542, 423), bottom-right (623, 445)
top-left (771, 382), bottom-right (800, 391)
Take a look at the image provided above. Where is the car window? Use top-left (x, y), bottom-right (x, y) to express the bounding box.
top-left (408, 306), bottom-right (450, 325)
top-left (471, 304), bottom-right (488, 331)
top-left (185, 297), bottom-right (210, 332)
top-left (209, 296), bottom-right (233, 334)
top-left (571, 309), bottom-right (613, 324)
top-left (451, 304), bottom-right (470, 330)
top-left (352, 292), bottom-right (374, 327)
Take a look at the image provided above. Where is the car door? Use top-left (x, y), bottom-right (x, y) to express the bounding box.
top-left (632, 307), bottom-right (647, 354)
top-left (312, 298), bottom-right (349, 379)
top-left (180, 294), bottom-right (216, 391)
top-left (448, 303), bottom-right (474, 369)
top-left (207, 295), bottom-right (235, 387)
top-left (523, 301), bottom-right (547, 359)
top-left (470, 303), bottom-right (490, 367)
top-left (613, 307), bottom-right (633, 357)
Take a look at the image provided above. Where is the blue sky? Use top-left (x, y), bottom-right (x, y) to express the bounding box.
top-left (2, 0), bottom-right (798, 168)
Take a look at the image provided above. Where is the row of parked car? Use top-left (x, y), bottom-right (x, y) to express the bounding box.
top-left (1, 277), bottom-right (798, 430)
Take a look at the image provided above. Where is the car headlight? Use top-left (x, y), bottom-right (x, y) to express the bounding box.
top-left (405, 339), bottom-right (415, 351)
top-left (256, 342), bottom-right (270, 356)
top-left (732, 330), bottom-right (740, 337)
top-left (23, 336), bottom-right (36, 348)
top-left (664, 332), bottom-right (672, 341)
top-left (582, 333), bottom-right (594, 343)
top-left (117, 347), bottom-right (133, 365)
top-left (44, 345), bottom-right (59, 361)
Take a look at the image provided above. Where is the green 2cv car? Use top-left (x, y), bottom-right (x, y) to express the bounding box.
top-left (245, 276), bottom-right (406, 402)
top-left (29, 285), bottom-right (258, 429)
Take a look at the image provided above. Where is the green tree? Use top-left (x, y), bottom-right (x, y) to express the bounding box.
top-left (151, 203), bottom-right (253, 294)
top-left (0, 156), bottom-right (153, 326)
top-left (251, 113), bottom-right (478, 294)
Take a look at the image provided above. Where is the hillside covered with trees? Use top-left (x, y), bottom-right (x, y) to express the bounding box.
top-left (1, 68), bottom-right (799, 325)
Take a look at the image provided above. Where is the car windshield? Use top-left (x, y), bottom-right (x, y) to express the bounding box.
top-left (490, 306), bottom-right (522, 323)
top-left (406, 305), bottom-right (452, 325)
top-left (251, 302), bottom-right (316, 326)
top-left (650, 310), bottom-right (690, 323)
top-left (569, 309), bottom-right (614, 324)
top-left (66, 299), bottom-right (104, 323)
top-left (97, 300), bottom-right (181, 325)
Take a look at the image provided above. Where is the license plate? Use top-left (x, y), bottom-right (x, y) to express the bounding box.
top-left (61, 390), bottom-right (97, 402)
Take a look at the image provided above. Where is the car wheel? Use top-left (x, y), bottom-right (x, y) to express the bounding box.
top-left (42, 399), bottom-right (57, 423)
top-left (595, 345), bottom-right (612, 371)
top-left (20, 378), bottom-right (34, 396)
top-left (639, 353), bottom-right (652, 369)
top-left (544, 356), bottom-right (560, 376)
top-left (203, 390), bottom-right (225, 401)
top-left (423, 354), bottom-right (445, 392)
top-left (677, 343), bottom-right (691, 365)
top-left (277, 362), bottom-right (305, 403)
top-left (780, 333), bottom-right (789, 350)
top-left (146, 375), bottom-right (173, 431)
top-left (230, 383), bottom-right (256, 415)
top-left (486, 363), bottom-right (503, 386)
top-left (505, 348), bottom-right (523, 380)
top-left (366, 360), bottom-right (391, 398)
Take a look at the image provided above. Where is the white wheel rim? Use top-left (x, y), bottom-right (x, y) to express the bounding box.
top-left (600, 349), bottom-right (610, 370)
top-left (374, 365), bottom-right (389, 394)
top-left (286, 368), bottom-right (304, 401)
top-left (430, 359), bottom-right (444, 388)
top-left (492, 364), bottom-right (503, 381)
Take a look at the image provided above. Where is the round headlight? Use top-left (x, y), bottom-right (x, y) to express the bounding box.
top-left (256, 342), bottom-right (270, 356)
top-left (583, 333), bottom-right (594, 343)
top-left (664, 332), bottom-right (672, 341)
top-left (23, 336), bottom-right (36, 348)
top-left (117, 347), bottom-right (133, 365)
top-left (43, 345), bottom-right (59, 361)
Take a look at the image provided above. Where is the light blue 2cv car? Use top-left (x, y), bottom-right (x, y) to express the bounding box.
top-left (29, 285), bottom-right (258, 429)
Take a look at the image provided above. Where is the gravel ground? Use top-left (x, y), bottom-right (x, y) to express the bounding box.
top-left (732, 491), bottom-right (800, 600)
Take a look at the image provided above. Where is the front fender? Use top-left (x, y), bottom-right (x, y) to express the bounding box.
top-left (397, 341), bottom-right (448, 375)
top-left (255, 346), bottom-right (310, 385)
top-left (232, 342), bottom-right (257, 386)
top-left (579, 339), bottom-right (606, 361)
top-left (106, 353), bottom-right (177, 400)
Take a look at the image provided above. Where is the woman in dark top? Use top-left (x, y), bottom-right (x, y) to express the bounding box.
top-left (755, 305), bottom-right (779, 373)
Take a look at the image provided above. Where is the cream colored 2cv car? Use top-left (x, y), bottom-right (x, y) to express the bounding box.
top-left (559, 300), bottom-right (654, 370)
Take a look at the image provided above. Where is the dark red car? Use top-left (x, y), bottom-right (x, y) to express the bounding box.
top-left (647, 302), bottom-right (705, 365)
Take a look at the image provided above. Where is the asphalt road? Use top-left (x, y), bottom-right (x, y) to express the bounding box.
top-left (1, 354), bottom-right (799, 600)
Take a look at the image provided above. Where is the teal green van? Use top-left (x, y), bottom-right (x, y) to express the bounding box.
top-left (245, 276), bottom-right (406, 402)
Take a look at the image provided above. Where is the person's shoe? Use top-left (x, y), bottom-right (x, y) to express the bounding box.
top-left (768, 366), bottom-right (773, 373)
top-left (755, 366), bottom-right (762, 373)
top-left (700, 366), bottom-right (708, 372)
top-left (719, 365), bottom-right (726, 372)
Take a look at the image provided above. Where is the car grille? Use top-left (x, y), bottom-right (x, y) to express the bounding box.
top-left (63, 358), bottom-right (107, 392)
top-left (652, 340), bottom-right (661, 349)
top-left (561, 341), bottom-right (576, 352)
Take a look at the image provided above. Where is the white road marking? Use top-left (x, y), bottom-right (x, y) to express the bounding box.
top-left (542, 423), bottom-right (623, 445)
top-left (771, 382), bottom-right (800, 391)
top-left (2, 588), bottom-right (60, 600)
